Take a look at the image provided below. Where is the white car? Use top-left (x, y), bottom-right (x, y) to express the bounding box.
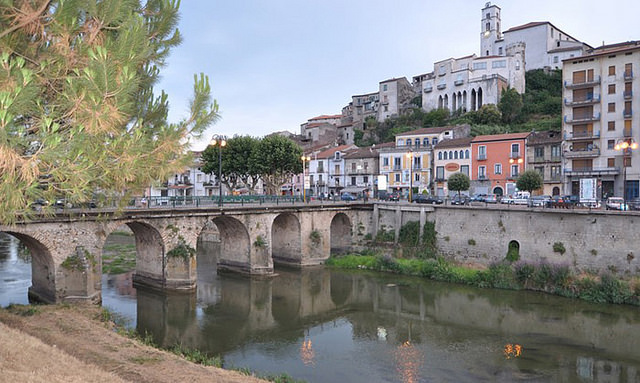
top-left (606, 197), bottom-right (628, 211)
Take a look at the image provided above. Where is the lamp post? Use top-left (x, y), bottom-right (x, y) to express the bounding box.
top-left (301, 155), bottom-right (311, 202)
top-left (614, 139), bottom-right (638, 204)
top-left (405, 151), bottom-right (413, 202)
top-left (210, 135), bottom-right (227, 207)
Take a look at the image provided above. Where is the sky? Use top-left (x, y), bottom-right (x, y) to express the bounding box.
top-left (155, 1), bottom-right (639, 150)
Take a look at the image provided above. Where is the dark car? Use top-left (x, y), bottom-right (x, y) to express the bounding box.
top-left (382, 192), bottom-right (400, 201)
top-left (341, 193), bottom-right (357, 201)
top-left (451, 194), bottom-right (470, 205)
top-left (412, 194), bottom-right (443, 204)
top-left (629, 198), bottom-right (640, 211)
top-left (470, 193), bottom-right (487, 203)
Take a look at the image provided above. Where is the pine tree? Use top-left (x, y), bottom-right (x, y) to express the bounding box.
top-left (0, 0), bottom-right (219, 223)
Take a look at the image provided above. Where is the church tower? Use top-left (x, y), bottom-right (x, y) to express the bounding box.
top-left (480, 2), bottom-right (501, 56)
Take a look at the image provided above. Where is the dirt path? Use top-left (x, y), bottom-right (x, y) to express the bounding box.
top-left (0, 305), bottom-right (267, 383)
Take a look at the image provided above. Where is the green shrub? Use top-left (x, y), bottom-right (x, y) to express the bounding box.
top-left (514, 262), bottom-right (535, 285)
top-left (552, 242), bottom-right (566, 255)
top-left (399, 221), bottom-right (420, 247)
top-left (468, 239), bottom-right (476, 246)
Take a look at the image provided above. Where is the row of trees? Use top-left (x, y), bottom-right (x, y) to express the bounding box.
top-left (448, 170), bottom-right (544, 196)
top-left (201, 135), bottom-right (303, 195)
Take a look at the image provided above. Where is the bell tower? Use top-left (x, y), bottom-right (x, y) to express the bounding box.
top-left (480, 2), bottom-right (501, 56)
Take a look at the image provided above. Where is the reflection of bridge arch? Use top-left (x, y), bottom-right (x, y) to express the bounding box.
top-left (330, 213), bottom-right (351, 254)
top-left (1, 231), bottom-right (55, 303)
top-left (212, 216), bottom-right (251, 272)
top-left (271, 213), bottom-right (301, 266)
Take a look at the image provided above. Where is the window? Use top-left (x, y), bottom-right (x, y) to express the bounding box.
top-left (486, 22), bottom-right (490, 32)
top-left (432, 138), bottom-right (438, 146)
top-left (624, 157), bottom-right (632, 167)
top-left (608, 103), bottom-right (616, 113)
top-left (535, 166), bottom-right (544, 178)
top-left (414, 173), bottom-right (420, 182)
top-left (384, 105), bottom-right (388, 112)
top-left (478, 166), bottom-right (487, 178)
top-left (511, 143), bottom-right (520, 156)
top-left (465, 149), bottom-right (470, 159)
top-left (383, 84), bottom-right (388, 91)
top-left (486, 13), bottom-right (490, 20)
top-left (608, 158), bottom-right (615, 167)
top-left (498, 47), bottom-right (503, 55)
top-left (363, 176), bottom-right (368, 184)
top-left (413, 156), bottom-right (421, 170)
top-left (319, 175), bottom-right (323, 182)
top-left (492, 60), bottom-right (506, 68)
top-left (395, 173), bottom-right (401, 182)
top-left (406, 139), bottom-right (412, 147)
top-left (608, 140), bottom-right (615, 149)
top-left (550, 166), bottom-right (561, 178)
top-left (318, 161), bottom-right (324, 172)
top-left (608, 84), bottom-right (616, 94)
top-left (494, 163), bottom-right (502, 174)
top-left (478, 145), bottom-right (487, 158)
top-left (454, 151), bottom-right (459, 159)
top-left (335, 152), bottom-right (341, 160)
top-left (609, 65), bottom-right (616, 76)
top-left (473, 62), bottom-right (487, 70)
top-left (553, 56), bottom-right (559, 63)
top-left (364, 162), bottom-right (368, 170)
top-left (351, 177), bottom-right (356, 186)
top-left (444, 151), bottom-right (448, 160)
top-left (534, 147), bottom-right (544, 158)
top-left (449, 151), bottom-right (454, 159)
top-left (394, 157), bottom-right (401, 170)
top-left (438, 152), bottom-right (442, 160)
top-left (397, 139), bottom-right (404, 146)
top-left (334, 164), bottom-right (340, 174)
top-left (607, 121), bottom-right (615, 131)
top-left (310, 175), bottom-right (314, 184)
top-left (423, 138), bottom-right (429, 146)
top-left (551, 145), bottom-right (561, 158)
top-left (459, 150), bottom-right (464, 158)
top-left (436, 166), bottom-right (445, 180)
top-left (511, 164), bottom-right (519, 177)
top-left (351, 163), bottom-right (356, 172)
top-left (383, 157), bottom-right (389, 167)
top-left (197, 174), bottom-right (202, 183)
top-left (460, 165), bottom-right (469, 176)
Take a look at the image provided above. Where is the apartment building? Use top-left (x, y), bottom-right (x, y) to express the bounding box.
top-left (342, 147), bottom-right (380, 196)
top-left (150, 152), bottom-right (228, 199)
top-left (300, 115), bottom-right (342, 143)
top-left (526, 131), bottom-right (563, 196)
top-left (418, 49), bottom-right (525, 113)
top-left (378, 78), bottom-right (416, 121)
top-left (433, 137), bottom-right (473, 197)
top-left (307, 145), bottom-right (357, 198)
top-left (562, 41), bottom-right (640, 200)
top-left (480, 2), bottom-right (590, 70)
top-left (471, 132), bottom-right (530, 197)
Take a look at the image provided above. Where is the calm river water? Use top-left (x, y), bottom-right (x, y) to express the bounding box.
top-left (2, 232), bottom-right (640, 382)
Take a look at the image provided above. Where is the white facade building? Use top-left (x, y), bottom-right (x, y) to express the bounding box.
top-left (480, 2), bottom-right (591, 70)
top-left (433, 137), bottom-right (473, 197)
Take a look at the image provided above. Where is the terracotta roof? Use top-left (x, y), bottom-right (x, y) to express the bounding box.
top-left (527, 130), bottom-right (562, 145)
top-left (434, 137), bottom-right (473, 149)
top-left (396, 126), bottom-right (451, 137)
top-left (566, 40), bottom-right (640, 61)
top-left (343, 146), bottom-right (379, 159)
top-left (471, 132), bottom-right (531, 143)
top-left (309, 115), bottom-right (341, 121)
top-left (315, 144), bottom-right (357, 159)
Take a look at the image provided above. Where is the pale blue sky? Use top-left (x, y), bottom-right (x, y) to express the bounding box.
top-left (156, 1), bottom-right (638, 150)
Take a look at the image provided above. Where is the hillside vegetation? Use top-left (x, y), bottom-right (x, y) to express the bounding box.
top-left (356, 69), bottom-right (562, 146)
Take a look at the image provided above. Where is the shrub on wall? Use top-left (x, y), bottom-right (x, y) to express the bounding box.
top-left (552, 242), bottom-right (566, 255)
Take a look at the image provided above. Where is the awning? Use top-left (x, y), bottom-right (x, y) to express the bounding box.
top-left (341, 186), bottom-right (368, 194)
top-left (168, 185), bottom-right (194, 190)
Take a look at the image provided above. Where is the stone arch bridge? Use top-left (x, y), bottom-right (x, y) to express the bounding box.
top-left (0, 204), bottom-right (373, 304)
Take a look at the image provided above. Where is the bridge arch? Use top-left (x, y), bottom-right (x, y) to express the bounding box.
top-left (330, 213), bottom-right (352, 254)
top-left (271, 213), bottom-right (302, 266)
top-left (2, 231), bottom-right (55, 303)
top-left (121, 221), bottom-right (166, 289)
top-left (212, 216), bottom-right (251, 272)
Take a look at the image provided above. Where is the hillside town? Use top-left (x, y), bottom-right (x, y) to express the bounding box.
top-left (156, 2), bottom-right (639, 205)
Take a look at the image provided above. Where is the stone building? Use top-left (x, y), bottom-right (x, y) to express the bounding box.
top-left (342, 147), bottom-right (381, 197)
top-left (526, 131), bottom-right (563, 196)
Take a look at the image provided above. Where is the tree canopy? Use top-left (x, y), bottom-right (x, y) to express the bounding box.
top-left (516, 170), bottom-right (543, 194)
top-left (448, 172), bottom-right (470, 197)
top-left (0, 0), bottom-right (219, 223)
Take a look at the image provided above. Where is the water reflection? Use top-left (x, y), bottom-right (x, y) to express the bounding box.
top-left (3, 231), bottom-right (640, 382)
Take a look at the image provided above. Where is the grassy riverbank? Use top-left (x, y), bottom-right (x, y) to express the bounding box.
top-left (326, 252), bottom-right (640, 306)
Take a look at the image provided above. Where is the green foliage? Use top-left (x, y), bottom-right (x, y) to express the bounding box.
top-left (447, 173), bottom-right (470, 195)
top-left (0, 1), bottom-right (220, 224)
top-left (103, 240), bottom-right (136, 274)
top-left (253, 135), bottom-right (303, 195)
top-left (310, 230), bottom-right (322, 245)
top-left (398, 221), bottom-right (420, 247)
top-left (253, 235), bottom-right (267, 249)
top-left (61, 254), bottom-right (86, 271)
top-left (498, 88), bottom-right (523, 124)
top-left (167, 236), bottom-right (196, 260)
top-left (552, 242), bottom-right (566, 255)
top-left (202, 135), bottom-right (262, 194)
top-left (169, 344), bottom-right (223, 367)
top-left (516, 170), bottom-right (543, 193)
top-left (473, 104), bottom-right (502, 125)
top-left (468, 239), bottom-right (476, 246)
top-left (375, 228), bottom-right (395, 243)
top-left (506, 242), bottom-right (520, 262)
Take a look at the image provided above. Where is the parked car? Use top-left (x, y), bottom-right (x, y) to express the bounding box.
top-left (451, 194), bottom-right (470, 205)
top-left (629, 198), bottom-right (640, 211)
top-left (605, 197), bottom-right (628, 211)
top-left (378, 191), bottom-right (400, 201)
top-left (388, 193), bottom-right (400, 201)
top-left (484, 194), bottom-right (499, 203)
top-left (528, 195), bottom-right (551, 207)
top-left (412, 194), bottom-right (443, 204)
top-left (470, 193), bottom-right (487, 203)
top-left (341, 193), bottom-right (357, 201)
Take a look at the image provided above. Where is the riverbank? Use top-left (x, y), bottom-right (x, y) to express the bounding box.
top-left (326, 253), bottom-right (640, 306)
top-left (0, 304), bottom-right (268, 383)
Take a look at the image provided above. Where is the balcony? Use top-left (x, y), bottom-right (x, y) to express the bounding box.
top-left (317, 167), bottom-right (324, 173)
top-left (564, 113), bottom-right (601, 124)
top-left (564, 167), bottom-right (619, 176)
top-left (477, 154), bottom-right (487, 161)
top-left (624, 90), bottom-right (633, 99)
top-left (624, 71), bottom-right (634, 81)
top-left (454, 79), bottom-right (464, 86)
top-left (393, 166), bottom-right (402, 171)
top-left (624, 109), bottom-right (632, 119)
top-left (437, 83), bottom-right (446, 90)
top-left (564, 147), bottom-right (600, 159)
top-left (528, 156), bottom-right (546, 164)
top-left (564, 76), bottom-right (601, 89)
top-left (564, 94), bottom-right (600, 106)
top-left (544, 175), bottom-right (562, 183)
top-left (624, 127), bottom-right (633, 138)
top-left (509, 151), bottom-right (521, 159)
top-left (477, 175), bottom-right (488, 180)
top-left (564, 130), bottom-right (600, 141)
top-left (424, 86), bottom-right (433, 93)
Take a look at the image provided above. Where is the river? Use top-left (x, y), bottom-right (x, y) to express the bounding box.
top-left (1, 232), bottom-right (640, 382)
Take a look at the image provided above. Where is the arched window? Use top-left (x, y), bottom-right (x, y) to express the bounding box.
top-left (406, 139), bottom-right (412, 147)
top-left (465, 149), bottom-right (470, 159)
top-left (444, 151), bottom-right (448, 160)
top-left (459, 150), bottom-right (464, 159)
top-left (449, 151), bottom-right (453, 159)
top-left (423, 138), bottom-right (429, 147)
top-left (397, 139), bottom-right (404, 146)
top-left (415, 140), bottom-right (420, 148)
top-left (438, 152), bottom-right (442, 160)
top-left (454, 151), bottom-right (458, 159)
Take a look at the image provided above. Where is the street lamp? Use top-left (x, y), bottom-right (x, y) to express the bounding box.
top-left (614, 138), bottom-right (638, 204)
top-left (405, 151), bottom-right (413, 202)
top-left (301, 155), bottom-right (311, 202)
top-left (209, 135), bottom-right (227, 207)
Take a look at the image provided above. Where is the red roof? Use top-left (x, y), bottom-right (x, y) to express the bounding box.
top-left (309, 114), bottom-right (342, 121)
top-left (315, 144), bottom-right (357, 159)
top-left (471, 132), bottom-right (530, 143)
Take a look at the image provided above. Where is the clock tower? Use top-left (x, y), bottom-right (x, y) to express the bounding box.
top-left (480, 2), bottom-right (501, 56)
